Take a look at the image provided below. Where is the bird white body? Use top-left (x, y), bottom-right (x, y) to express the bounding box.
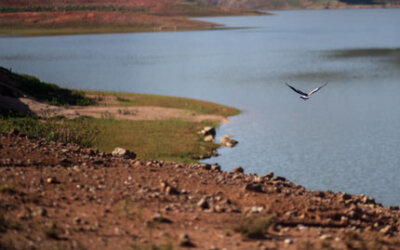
top-left (285, 82), bottom-right (328, 100)
top-left (300, 95), bottom-right (309, 100)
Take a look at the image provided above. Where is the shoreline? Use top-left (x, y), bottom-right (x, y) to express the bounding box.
top-left (1, 131), bottom-right (400, 249)
top-left (0, 5), bottom-right (398, 37)
top-left (0, 67), bottom-right (239, 163)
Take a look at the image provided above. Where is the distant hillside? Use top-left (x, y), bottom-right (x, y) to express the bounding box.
top-left (0, 0), bottom-right (263, 35)
top-left (0, 0), bottom-right (258, 16)
top-left (190, 0), bottom-right (400, 9)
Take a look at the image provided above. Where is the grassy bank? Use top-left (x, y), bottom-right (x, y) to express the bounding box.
top-left (91, 118), bottom-right (219, 162)
top-left (0, 24), bottom-right (222, 37)
top-left (0, 68), bottom-right (239, 162)
top-left (85, 90), bottom-right (239, 117)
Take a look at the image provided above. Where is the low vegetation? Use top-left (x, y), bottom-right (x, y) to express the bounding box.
top-left (0, 116), bottom-right (99, 148)
top-left (0, 67), bottom-right (95, 106)
top-left (0, 215), bottom-right (21, 233)
top-left (0, 185), bottom-right (18, 195)
top-left (234, 216), bottom-right (275, 240)
top-left (86, 90), bottom-right (240, 117)
top-left (0, 68), bottom-right (238, 162)
top-left (91, 118), bottom-right (219, 162)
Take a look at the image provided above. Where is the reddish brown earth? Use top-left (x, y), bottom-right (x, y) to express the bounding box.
top-left (0, 0), bottom-right (259, 35)
top-left (0, 11), bottom-right (218, 33)
top-left (1, 131), bottom-right (400, 249)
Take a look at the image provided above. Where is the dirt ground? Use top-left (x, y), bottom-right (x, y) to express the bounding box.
top-left (9, 96), bottom-right (229, 124)
top-left (1, 131), bottom-right (400, 249)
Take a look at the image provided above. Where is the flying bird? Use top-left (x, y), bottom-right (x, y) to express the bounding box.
top-left (285, 82), bottom-right (328, 100)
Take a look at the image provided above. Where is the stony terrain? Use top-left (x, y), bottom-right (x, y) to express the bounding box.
top-left (1, 130), bottom-right (400, 249)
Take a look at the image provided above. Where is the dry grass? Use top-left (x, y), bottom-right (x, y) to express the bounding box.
top-left (234, 216), bottom-right (275, 240)
top-left (86, 90), bottom-right (240, 117)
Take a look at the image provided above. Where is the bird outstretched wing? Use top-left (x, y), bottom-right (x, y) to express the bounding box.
top-left (307, 82), bottom-right (328, 96)
top-left (285, 82), bottom-right (308, 96)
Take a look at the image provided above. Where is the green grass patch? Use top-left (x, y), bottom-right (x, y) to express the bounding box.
top-left (86, 90), bottom-right (240, 117)
top-left (0, 24), bottom-right (218, 36)
top-left (0, 115), bottom-right (223, 163)
top-left (0, 67), bottom-right (95, 106)
top-left (0, 115), bottom-right (222, 162)
top-left (0, 116), bottom-right (98, 148)
top-left (89, 118), bottom-right (218, 162)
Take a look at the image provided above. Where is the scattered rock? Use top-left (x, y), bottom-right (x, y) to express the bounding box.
top-left (160, 181), bottom-right (179, 195)
top-left (199, 126), bottom-right (216, 138)
top-left (320, 234), bottom-right (332, 240)
top-left (2, 131), bottom-right (400, 249)
top-left (197, 198), bottom-right (210, 210)
top-left (220, 135), bottom-right (238, 147)
top-left (179, 233), bottom-right (195, 247)
top-left (244, 183), bottom-right (263, 193)
top-left (111, 147), bottom-right (136, 159)
top-left (34, 207), bottom-right (47, 217)
top-left (152, 213), bottom-right (172, 223)
top-left (46, 177), bottom-right (58, 184)
top-left (59, 157), bottom-right (72, 166)
top-left (211, 164), bottom-right (221, 171)
top-left (201, 164), bottom-right (211, 170)
top-left (284, 238), bottom-right (293, 244)
top-left (204, 135), bottom-right (214, 142)
top-left (261, 172), bottom-right (274, 179)
top-left (233, 166), bottom-right (244, 173)
top-left (380, 225), bottom-right (393, 235)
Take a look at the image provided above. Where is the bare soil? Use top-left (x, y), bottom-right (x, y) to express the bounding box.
top-left (4, 96), bottom-right (229, 123)
top-left (1, 131), bottom-right (400, 249)
top-left (0, 0), bottom-right (259, 35)
top-left (0, 11), bottom-right (218, 33)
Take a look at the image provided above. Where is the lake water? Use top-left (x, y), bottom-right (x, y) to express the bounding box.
top-left (1, 8), bottom-right (400, 206)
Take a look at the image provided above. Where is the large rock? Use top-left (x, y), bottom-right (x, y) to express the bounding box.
top-left (220, 135), bottom-right (238, 147)
top-left (198, 126), bottom-right (216, 138)
top-left (233, 166), bottom-right (244, 173)
top-left (179, 233), bottom-right (195, 247)
top-left (244, 183), bottom-right (263, 193)
top-left (111, 147), bottom-right (136, 159)
top-left (203, 135), bottom-right (214, 142)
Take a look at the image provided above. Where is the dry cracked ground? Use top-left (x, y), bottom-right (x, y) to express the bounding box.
top-left (1, 130), bottom-right (400, 249)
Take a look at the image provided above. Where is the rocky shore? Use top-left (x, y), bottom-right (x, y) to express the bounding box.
top-left (1, 130), bottom-right (400, 249)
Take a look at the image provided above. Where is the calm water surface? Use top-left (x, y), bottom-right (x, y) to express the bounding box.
top-left (1, 9), bottom-right (400, 205)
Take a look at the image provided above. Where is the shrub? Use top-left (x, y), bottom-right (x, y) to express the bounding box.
top-left (234, 216), bottom-right (274, 240)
